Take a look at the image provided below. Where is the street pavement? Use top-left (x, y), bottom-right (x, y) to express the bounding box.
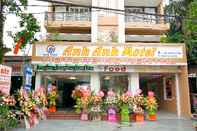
top-left (12, 118), bottom-right (195, 131)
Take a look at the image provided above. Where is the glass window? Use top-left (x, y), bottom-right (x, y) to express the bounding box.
top-left (100, 74), bottom-right (128, 95)
top-left (163, 76), bottom-right (174, 100)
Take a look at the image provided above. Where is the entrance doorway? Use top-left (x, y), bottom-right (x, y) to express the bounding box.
top-left (56, 80), bottom-right (77, 111)
top-left (45, 73), bottom-right (90, 111)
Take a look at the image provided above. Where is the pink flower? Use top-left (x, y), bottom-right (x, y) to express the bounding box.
top-left (97, 91), bottom-right (104, 97)
top-left (148, 91), bottom-right (154, 97)
top-left (107, 90), bottom-right (115, 97)
top-left (126, 91), bottom-right (132, 96)
top-left (136, 89), bottom-right (142, 95)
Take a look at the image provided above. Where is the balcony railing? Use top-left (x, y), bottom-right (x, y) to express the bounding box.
top-left (45, 12), bottom-right (91, 22)
top-left (125, 13), bottom-right (172, 24)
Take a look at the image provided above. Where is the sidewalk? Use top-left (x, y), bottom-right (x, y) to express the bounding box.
top-left (12, 119), bottom-right (194, 131)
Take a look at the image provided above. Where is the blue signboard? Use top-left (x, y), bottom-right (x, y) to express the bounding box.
top-left (23, 64), bottom-right (32, 91)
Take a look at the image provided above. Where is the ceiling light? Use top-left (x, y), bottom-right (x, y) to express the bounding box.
top-left (68, 76), bottom-right (77, 80)
top-left (104, 76), bottom-right (111, 80)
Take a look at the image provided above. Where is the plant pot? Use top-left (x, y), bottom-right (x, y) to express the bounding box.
top-left (49, 106), bottom-right (56, 113)
top-left (148, 114), bottom-right (157, 121)
top-left (135, 114), bottom-right (144, 122)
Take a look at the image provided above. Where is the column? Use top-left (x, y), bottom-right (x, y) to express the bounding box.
top-left (128, 73), bottom-right (140, 95)
top-left (175, 73), bottom-right (181, 118)
top-left (118, 0), bottom-right (125, 43)
top-left (91, 0), bottom-right (98, 43)
top-left (35, 72), bottom-right (41, 90)
top-left (178, 66), bottom-right (191, 118)
top-left (90, 72), bottom-right (100, 93)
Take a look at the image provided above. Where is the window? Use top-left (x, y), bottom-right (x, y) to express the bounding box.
top-left (163, 76), bottom-right (174, 100)
top-left (100, 74), bottom-right (128, 95)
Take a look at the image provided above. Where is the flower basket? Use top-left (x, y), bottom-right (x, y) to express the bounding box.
top-left (135, 113), bottom-right (144, 122)
top-left (148, 114), bottom-right (157, 121)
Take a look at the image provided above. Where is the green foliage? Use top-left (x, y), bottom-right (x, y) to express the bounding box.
top-left (0, 0), bottom-right (40, 63)
top-left (163, 0), bottom-right (197, 65)
top-left (184, 1), bottom-right (197, 65)
top-left (0, 96), bottom-right (17, 131)
top-left (14, 14), bottom-right (40, 49)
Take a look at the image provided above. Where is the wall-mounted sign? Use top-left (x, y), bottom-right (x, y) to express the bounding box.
top-left (36, 64), bottom-right (94, 71)
top-left (32, 43), bottom-right (186, 65)
top-left (104, 65), bottom-right (127, 72)
top-left (0, 65), bottom-right (12, 95)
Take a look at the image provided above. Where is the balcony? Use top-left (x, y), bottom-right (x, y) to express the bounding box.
top-left (125, 13), bottom-right (170, 35)
top-left (45, 12), bottom-right (91, 33)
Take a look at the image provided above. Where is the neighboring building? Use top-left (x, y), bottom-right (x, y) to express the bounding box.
top-left (32, 0), bottom-right (191, 118)
top-left (3, 56), bottom-right (35, 94)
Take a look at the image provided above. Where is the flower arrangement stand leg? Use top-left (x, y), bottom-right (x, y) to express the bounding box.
top-left (24, 116), bottom-right (30, 129)
top-left (80, 109), bottom-right (88, 121)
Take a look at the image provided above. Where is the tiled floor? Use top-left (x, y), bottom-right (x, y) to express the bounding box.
top-left (12, 112), bottom-right (195, 131)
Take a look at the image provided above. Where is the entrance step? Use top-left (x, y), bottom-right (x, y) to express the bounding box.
top-left (47, 111), bottom-right (81, 120)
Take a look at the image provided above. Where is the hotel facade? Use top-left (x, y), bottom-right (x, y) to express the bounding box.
top-left (32, 0), bottom-right (191, 118)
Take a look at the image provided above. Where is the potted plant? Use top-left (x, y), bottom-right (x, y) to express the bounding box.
top-left (133, 89), bottom-right (145, 122)
top-left (144, 91), bottom-right (158, 121)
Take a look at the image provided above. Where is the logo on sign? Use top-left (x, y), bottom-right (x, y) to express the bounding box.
top-left (47, 45), bottom-right (57, 56)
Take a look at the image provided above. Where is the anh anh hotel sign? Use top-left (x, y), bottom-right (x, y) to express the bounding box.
top-left (32, 42), bottom-right (186, 66)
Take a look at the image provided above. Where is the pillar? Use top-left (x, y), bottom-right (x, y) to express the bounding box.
top-left (90, 72), bottom-right (100, 93)
top-left (35, 72), bottom-right (41, 90)
top-left (91, 0), bottom-right (98, 43)
top-left (128, 73), bottom-right (140, 95)
top-left (178, 66), bottom-right (191, 118)
top-left (118, 0), bottom-right (125, 43)
top-left (175, 73), bottom-right (181, 118)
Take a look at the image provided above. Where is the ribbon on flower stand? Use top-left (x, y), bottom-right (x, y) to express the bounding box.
top-left (120, 104), bottom-right (130, 125)
top-left (107, 107), bottom-right (117, 122)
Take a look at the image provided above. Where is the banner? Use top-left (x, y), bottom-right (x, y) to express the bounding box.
top-left (0, 65), bottom-right (12, 95)
top-left (23, 64), bottom-right (32, 91)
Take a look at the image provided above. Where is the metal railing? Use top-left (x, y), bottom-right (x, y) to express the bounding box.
top-left (45, 12), bottom-right (91, 22)
top-left (125, 13), bottom-right (172, 24)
